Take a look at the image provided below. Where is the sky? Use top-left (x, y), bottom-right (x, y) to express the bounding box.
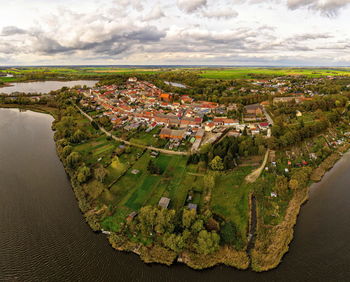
top-left (0, 0), bottom-right (350, 66)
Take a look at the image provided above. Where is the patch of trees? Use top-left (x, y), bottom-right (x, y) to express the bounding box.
top-left (188, 136), bottom-right (266, 170)
top-left (147, 159), bottom-right (163, 175)
top-left (127, 206), bottom-right (221, 255)
top-left (269, 110), bottom-right (341, 149)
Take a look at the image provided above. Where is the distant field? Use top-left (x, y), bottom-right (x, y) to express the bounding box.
top-left (0, 67), bottom-right (161, 78)
top-left (200, 68), bottom-right (350, 79)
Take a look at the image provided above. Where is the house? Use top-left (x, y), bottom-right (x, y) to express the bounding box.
top-left (159, 128), bottom-right (186, 140)
top-left (195, 128), bottom-right (205, 139)
top-left (213, 117), bottom-right (225, 126)
top-left (160, 93), bottom-right (172, 102)
top-left (250, 127), bottom-right (260, 135)
top-left (188, 203), bottom-right (198, 211)
top-left (181, 95), bottom-right (194, 104)
top-left (259, 122), bottom-right (269, 130)
top-left (260, 101), bottom-right (270, 107)
top-left (204, 122), bottom-right (215, 132)
top-left (150, 151), bottom-right (159, 158)
top-left (296, 110), bottom-right (303, 117)
top-left (223, 118), bottom-right (239, 126)
top-left (227, 130), bottom-right (241, 137)
top-left (128, 77), bottom-right (137, 83)
top-left (158, 197), bottom-right (170, 209)
top-left (245, 104), bottom-right (263, 116)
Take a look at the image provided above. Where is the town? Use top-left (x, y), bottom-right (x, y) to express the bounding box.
top-left (78, 77), bottom-right (274, 152)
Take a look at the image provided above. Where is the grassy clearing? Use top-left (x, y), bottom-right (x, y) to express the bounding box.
top-left (210, 166), bottom-right (255, 239)
top-left (74, 135), bottom-right (118, 166)
top-left (200, 68), bottom-right (350, 79)
top-left (110, 152), bottom-right (152, 207)
top-left (128, 127), bottom-right (161, 146)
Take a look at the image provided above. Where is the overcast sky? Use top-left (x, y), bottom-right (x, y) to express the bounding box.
top-left (0, 0), bottom-right (350, 66)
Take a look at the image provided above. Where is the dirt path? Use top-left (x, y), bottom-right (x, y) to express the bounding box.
top-left (187, 172), bottom-right (205, 177)
top-left (245, 149), bottom-right (270, 183)
top-left (74, 104), bottom-right (188, 156)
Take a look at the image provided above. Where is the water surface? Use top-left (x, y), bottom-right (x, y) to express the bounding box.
top-left (164, 81), bottom-right (187, 88)
top-left (0, 80), bottom-right (97, 94)
top-left (0, 108), bottom-right (350, 281)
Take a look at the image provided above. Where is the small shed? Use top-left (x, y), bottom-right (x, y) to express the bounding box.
top-left (188, 203), bottom-right (198, 211)
top-left (131, 169), bottom-right (140, 175)
top-left (158, 197), bottom-right (170, 209)
top-left (127, 211), bottom-right (138, 222)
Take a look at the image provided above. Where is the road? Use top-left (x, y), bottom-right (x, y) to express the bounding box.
top-left (263, 106), bottom-right (274, 125)
top-left (74, 104), bottom-right (188, 156)
top-left (245, 149), bottom-right (270, 183)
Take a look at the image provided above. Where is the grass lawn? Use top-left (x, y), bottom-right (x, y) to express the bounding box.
top-left (109, 153), bottom-right (190, 213)
top-left (74, 135), bottom-right (118, 166)
top-left (210, 166), bottom-right (255, 239)
top-left (100, 207), bottom-right (130, 232)
top-left (105, 156), bottom-right (128, 185)
top-left (128, 127), bottom-right (160, 146)
top-left (110, 152), bottom-right (152, 207)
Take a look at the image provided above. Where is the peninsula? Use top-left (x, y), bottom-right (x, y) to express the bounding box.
top-left (1, 67), bottom-right (350, 271)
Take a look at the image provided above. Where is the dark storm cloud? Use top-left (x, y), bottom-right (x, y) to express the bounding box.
top-left (1, 24), bottom-right (166, 57)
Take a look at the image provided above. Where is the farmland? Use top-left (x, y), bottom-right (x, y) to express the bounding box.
top-left (199, 68), bottom-right (350, 79)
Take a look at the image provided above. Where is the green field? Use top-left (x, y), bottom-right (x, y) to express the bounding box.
top-left (210, 166), bottom-right (256, 240)
top-left (200, 68), bottom-right (350, 79)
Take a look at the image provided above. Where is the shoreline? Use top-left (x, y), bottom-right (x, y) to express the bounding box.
top-left (250, 143), bottom-right (350, 272)
top-left (1, 104), bottom-right (349, 272)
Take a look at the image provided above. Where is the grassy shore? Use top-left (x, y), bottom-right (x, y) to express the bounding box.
top-left (2, 103), bottom-right (349, 271)
top-left (251, 143), bottom-right (350, 272)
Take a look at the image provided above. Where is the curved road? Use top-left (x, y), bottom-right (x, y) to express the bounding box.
top-left (74, 104), bottom-right (189, 156)
top-left (245, 149), bottom-right (270, 183)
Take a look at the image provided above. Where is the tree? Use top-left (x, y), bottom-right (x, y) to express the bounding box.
top-left (182, 208), bottom-right (196, 229)
top-left (66, 152), bottom-right (81, 168)
top-left (210, 156), bottom-right (224, 171)
top-left (163, 233), bottom-right (185, 252)
top-left (71, 129), bottom-right (86, 143)
top-left (289, 179), bottom-right (299, 190)
top-left (94, 166), bottom-right (108, 183)
top-left (62, 145), bottom-right (72, 158)
top-left (220, 221), bottom-right (236, 244)
top-left (77, 165), bottom-right (91, 183)
top-left (147, 160), bottom-right (162, 175)
top-left (191, 219), bottom-right (204, 233)
top-left (194, 230), bottom-right (220, 255)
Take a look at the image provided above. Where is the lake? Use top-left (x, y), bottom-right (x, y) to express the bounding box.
top-left (0, 80), bottom-right (98, 94)
top-left (0, 108), bottom-right (350, 281)
top-left (164, 81), bottom-right (187, 88)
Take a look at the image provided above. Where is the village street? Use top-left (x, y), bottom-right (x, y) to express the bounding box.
top-left (74, 104), bottom-right (188, 156)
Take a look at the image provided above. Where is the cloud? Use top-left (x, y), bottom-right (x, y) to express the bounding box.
top-left (117, 0), bottom-right (144, 11)
top-left (142, 5), bottom-right (165, 21)
top-left (177, 0), bottom-right (207, 13)
top-left (201, 8), bottom-right (239, 19)
top-left (287, 0), bottom-right (350, 15)
top-left (288, 33), bottom-right (333, 41)
top-left (1, 26), bottom-right (27, 36)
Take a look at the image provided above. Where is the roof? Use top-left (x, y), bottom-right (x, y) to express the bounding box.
top-left (188, 203), bottom-right (197, 211)
top-left (245, 104), bottom-right (262, 110)
top-left (158, 197), bottom-right (170, 209)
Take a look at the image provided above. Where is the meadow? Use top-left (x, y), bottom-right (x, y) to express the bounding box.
top-left (199, 68), bottom-right (350, 79)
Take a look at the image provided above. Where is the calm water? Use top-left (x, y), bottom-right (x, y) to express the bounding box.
top-left (164, 81), bottom-right (187, 88)
top-left (0, 80), bottom-right (97, 94)
top-left (0, 108), bottom-right (350, 281)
